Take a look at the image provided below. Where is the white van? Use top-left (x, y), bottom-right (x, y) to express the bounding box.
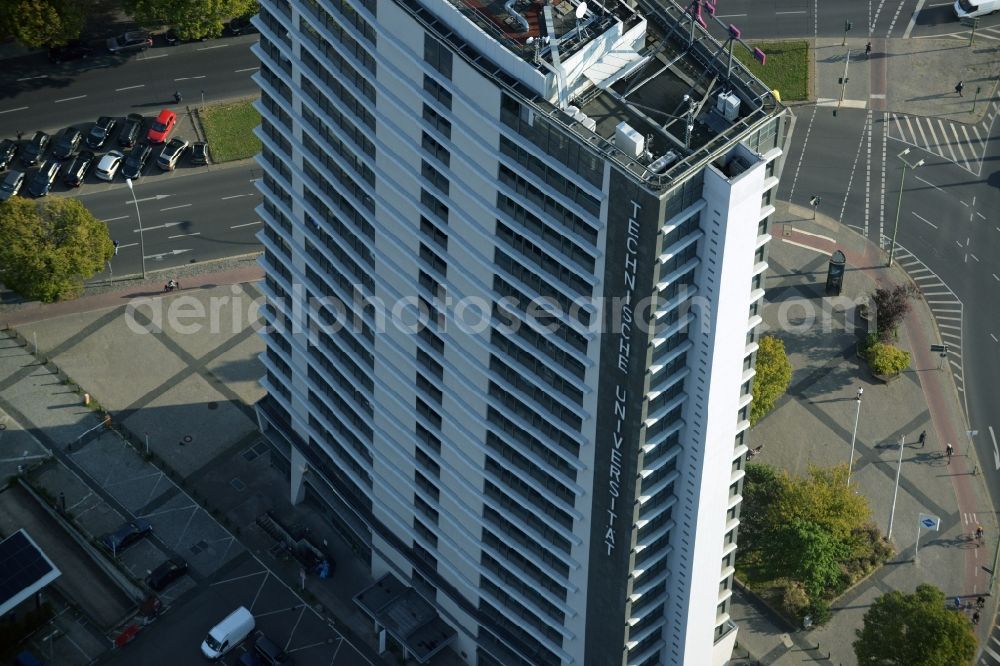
top-left (200, 606), bottom-right (254, 660)
top-left (955, 0), bottom-right (1000, 18)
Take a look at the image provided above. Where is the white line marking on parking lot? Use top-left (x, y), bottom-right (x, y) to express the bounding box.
top-left (115, 84), bottom-right (145, 91)
top-left (168, 232), bottom-right (200, 239)
top-left (210, 569), bottom-right (267, 586)
top-left (102, 215), bottom-right (130, 222)
top-left (230, 221), bottom-right (262, 229)
top-left (0, 106), bottom-right (28, 114)
top-left (17, 75), bottom-right (47, 81)
top-left (160, 203), bottom-right (192, 211)
top-left (249, 572), bottom-right (269, 611)
top-left (234, 66), bottom-right (259, 73)
top-left (174, 75), bottom-right (207, 81)
top-left (221, 194), bottom-right (247, 200)
top-left (285, 607), bottom-right (306, 652)
top-left (197, 44), bottom-right (229, 50)
top-left (54, 95), bottom-right (86, 103)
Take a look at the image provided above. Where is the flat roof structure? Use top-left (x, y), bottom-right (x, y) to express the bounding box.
top-left (0, 529), bottom-right (61, 616)
top-left (355, 573), bottom-right (457, 663)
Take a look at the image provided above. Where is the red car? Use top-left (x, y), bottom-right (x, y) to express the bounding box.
top-left (147, 109), bottom-right (177, 144)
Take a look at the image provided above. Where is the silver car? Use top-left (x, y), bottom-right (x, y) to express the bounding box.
top-left (157, 137), bottom-right (189, 171)
top-left (95, 150), bottom-right (125, 181)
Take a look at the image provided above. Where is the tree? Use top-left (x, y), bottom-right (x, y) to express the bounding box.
top-left (0, 198), bottom-right (112, 303)
top-left (871, 284), bottom-right (919, 341)
top-left (772, 519), bottom-right (848, 599)
top-left (750, 335), bottom-right (792, 426)
top-left (854, 584), bottom-right (976, 666)
top-left (867, 342), bottom-right (911, 376)
top-left (739, 463), bottom-right (784, 551)
top-left (0, 0), bottom-right (84, 48)
top-left (124, 0), bottom-right (258, 40)
top-left (774, 465), bottom-right (872, 545)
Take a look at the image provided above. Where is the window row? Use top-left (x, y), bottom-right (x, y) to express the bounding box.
top-left (493, 277), bottom-right (589, 351)
top-left (499, 135), bottom-right (601, 219)
top-left (486, 406), bottom-right (579, 476)
top-left (299, 6), bottom-right (375, 76)
top-left (302, 106), bottom-right (374, 186)
top-left (497, 194), bottom-right (597, 267)
top-left (304, 162), bottom-right (374, 246)
top-left (496, 221), bottom-right (592, 293)
top-left (489, 356), bottom-right (582, 428)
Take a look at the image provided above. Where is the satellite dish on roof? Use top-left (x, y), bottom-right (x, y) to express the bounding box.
top-left (575, 2), bottom-right (588, 19)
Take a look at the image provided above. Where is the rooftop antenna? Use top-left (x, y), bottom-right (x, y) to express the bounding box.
top-left (575, 2), bottom-right (588, 43)
top-left (527, 36), bottom-right (540, 64)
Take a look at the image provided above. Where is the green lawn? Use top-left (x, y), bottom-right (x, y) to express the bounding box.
top-left (733, 40), bottom-right (810, 102)
top-left (198, 100), bottom-right (262, 163)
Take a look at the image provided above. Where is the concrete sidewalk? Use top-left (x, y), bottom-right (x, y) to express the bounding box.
top-left (729, 201), bottom-right (994, 665)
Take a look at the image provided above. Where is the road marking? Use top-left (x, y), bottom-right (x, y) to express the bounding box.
top-left (16, 75), bottom-right (47, 81)
top-left (904, 0), bottom-right (929, 39)
top-left (115, 85), bottom-right (146, 92)
top-left (173, 75), bottom-right (206, 81)
top-left (115, 242), bottom-right (138, 249)
top-left (54, 95), bottom-right (86, 103)
top-left (914, 175), bottom-right (944, 194)
top-left (781, 238), bottom-right (829, 254)
top-left (221, 194), bottom-right (247, 200)
top-left (950, 124), bottom-right (970, 167)
top-left (0, 106), bottom-right (28, 114)
top-left (776, 10), bottom-right (806, 14)
top-left (197, 44), bottom-right (229, 50)
top-left (994, 274), bottom-right (999, 281)
top-left (234, 66), bottom-right (259, 73)
top-left (138, 222), bottom-right (181, 231)
top-left (160, 203), bottom-right (192, 211)
top-left (102, 215), bottom-right (130, 222)
top-left (230, 221), bottom-right (262, 229)
top-left (970, 253), bottom-right (980, 262)
top-left (129, 194), bottom-right (170, 204)
top-left (976, 212), bottom-right (986, 220)
top-left (715, 13), bottom-right (747, 17)
top-left (913, 212), bottom-right (937, 228)
top-left (990, 426), bottom-right (999, 470)
top-left (992, 334), bottom-right (999, 342)
top-left (168, 232), bottom-right (200, 238)
top-left (140, 53), bottom-right (169, 59)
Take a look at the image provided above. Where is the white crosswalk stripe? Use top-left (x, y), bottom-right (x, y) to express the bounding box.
top-left (888, 109), bottom-right (994, 175)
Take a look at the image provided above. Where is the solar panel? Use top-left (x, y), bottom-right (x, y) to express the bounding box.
top-left (0, 530), bottom-right (60, 615)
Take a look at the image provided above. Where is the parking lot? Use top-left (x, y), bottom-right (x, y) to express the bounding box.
top-left (104, 554), bottom-right (372, 666)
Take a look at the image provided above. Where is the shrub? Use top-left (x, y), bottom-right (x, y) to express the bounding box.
top-left (866, 342), bottom-right (911, 376)
top-left (750, 336), bottom-right (793, 426)
top-left (870, 285), bottom-right (919, 342)
top-left (781, 581), bottom-right (810, 618)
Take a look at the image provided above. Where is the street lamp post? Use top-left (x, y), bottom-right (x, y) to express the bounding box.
top-left (887, 148), bottom-right (925, 267)
top-left (887, 434), bottom-right (905, 539)
top-left (847, 387), bottom-right (864, 486)
top-left (124, 178), bottom-right (147, 279)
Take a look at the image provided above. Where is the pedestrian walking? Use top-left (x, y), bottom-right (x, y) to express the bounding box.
top-left (955, 596), bottom-right (963, 610)
top-left (113, 240), bottom-right (120, 256)
top-left (956, 80), bottom-right (965, 97)
top-left (173, 90), bottom-right (182, 104)
top-left (16, 130), bottom-right (23, 141)
top-left (977, 525), bottom-right (984, 544)
top-left (946, 443), bottom-right (954, 461)
top-left (977, 596), bottom-right (986, 609)
top-left (973, 610), bottom-right (981, 625)
top-left (919, 430), bottom-right (927, 447)
top-left (865, 41), bottom-right (872, 57)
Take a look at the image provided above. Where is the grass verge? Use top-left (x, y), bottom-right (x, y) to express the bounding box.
top-left (198, 99), bottom-right (262, 163)
top-left (733, 40), bottom-right (810, 102)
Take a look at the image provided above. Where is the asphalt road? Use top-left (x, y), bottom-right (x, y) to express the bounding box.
top-left (75, 162), bottom-right (264, 278)
top-left (0, 35), bottom-right (260, 136)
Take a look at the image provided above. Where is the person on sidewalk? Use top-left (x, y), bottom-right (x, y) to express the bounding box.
top-left (956, 80), bottom-right (965, 97)
top-left (976, 525), bottom-right (984, 544)
top-left (173, 90), bottom-right (182, 104)
top-left (946, 443), bottom-right (954, 462)
top-left (973, 610), bottom-right (981, 625)
top-left (977, 596), bottom-right (986, 609)
top-left (919, 430), bottom-right (927, 447)
top-left (865, 41), bottom-right (872, 57)
top-left (16, 130), bottom-right (23, 141)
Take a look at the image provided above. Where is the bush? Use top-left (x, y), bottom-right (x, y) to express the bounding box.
top-left (750, 336), bottom-right (793, 426)
top-left (866, 342), bottom-right (910, 376)
top-left (781, 581), bottom-right (810, 618)
top-left (870, 285), bottom-right (919, 342)
top-left (807, 598), bottom-right (832, 626)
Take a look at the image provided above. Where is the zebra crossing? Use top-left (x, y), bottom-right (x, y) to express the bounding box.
top-left (979, 621), bottom-right (1000, 665)
top-left (882, 243), bottom-right (967, 403)
top-left (888, 100), bottom-right (998, 176)
top-left (919, 24), bottom-right (1000, 45)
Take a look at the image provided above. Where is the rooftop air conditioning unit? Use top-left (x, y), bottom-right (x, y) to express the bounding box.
top-left (716, 92), bottom-right (740, 121)
top-left (615, 121), bottom-right (644, 158)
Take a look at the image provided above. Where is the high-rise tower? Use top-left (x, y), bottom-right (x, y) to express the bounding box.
top-left (252, 0), bottom-right (788, 663)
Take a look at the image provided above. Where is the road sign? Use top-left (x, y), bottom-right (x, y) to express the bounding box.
top-left (961, 16), bottom-right (979, 27)
top-left (919, 514), bottom-right (940, 530)
top-left (930, 344), bottom-right (947, 352)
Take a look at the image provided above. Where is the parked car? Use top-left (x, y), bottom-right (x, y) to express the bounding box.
top-left (157, 137), bottom-right (189, 171)
top-left (95, 150), bottom-right (126, 181)
top-left (52, 127), bottom-right (83, 160)
top-left (239, 653), bottom-right (264, 666)
top-left (0, 170), bottom-right (25, 201)
top-left (201, 607), bottom-right (255, 660)
top-left (147, 109), bottom-right (177, 144)
top-left (189, 141), bottom-right (210, 165)
top-left (254, 634), bottom-right (292, 665)
top-left (107, 31), bottom-right (153, 53)
top-left (99, 519), bottom-right (152, 554)
top-left (145, 558), bottom-right (189, 591)
top-left (26, 160), bottom-right (61, 197)
top-left (121, 143), bottom-right (153, 180)
top-left (162, 28), bottom-right (210, 45)
top-left (118, 113), bottom-right (145, 148)
top-left (49, 40), bottom-right (94, 63)
top-left (19, 131), bottom-right (49, 166)
top-left (62, 151), bottom-right (95, 187)
top-left (87, 117), bottom-right (117, 149)
top-left (0, 139), bottom-right (18, 170)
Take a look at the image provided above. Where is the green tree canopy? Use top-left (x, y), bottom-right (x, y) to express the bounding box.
top-left (773, 465), bottom-right (872, 544)
top-left (750, 335), bottom-right (792, 426)
top-left (772, 519), bottom-right (848, 598)
top-left (0, 0), bottom-right (84, 48)
top-left (0, 198), bottom-right (112, 303)
top-left (854, 584), bottom-right (976, 666)
top-left (124, 0), bottom-right (258, 40)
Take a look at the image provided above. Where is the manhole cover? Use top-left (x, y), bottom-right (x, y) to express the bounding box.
top-left (207, 402), bottom-right (218, 410)
top-left (230, 477), bottom-right (246, 491)
top-left (183, 435), bottom-right (193, 443)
